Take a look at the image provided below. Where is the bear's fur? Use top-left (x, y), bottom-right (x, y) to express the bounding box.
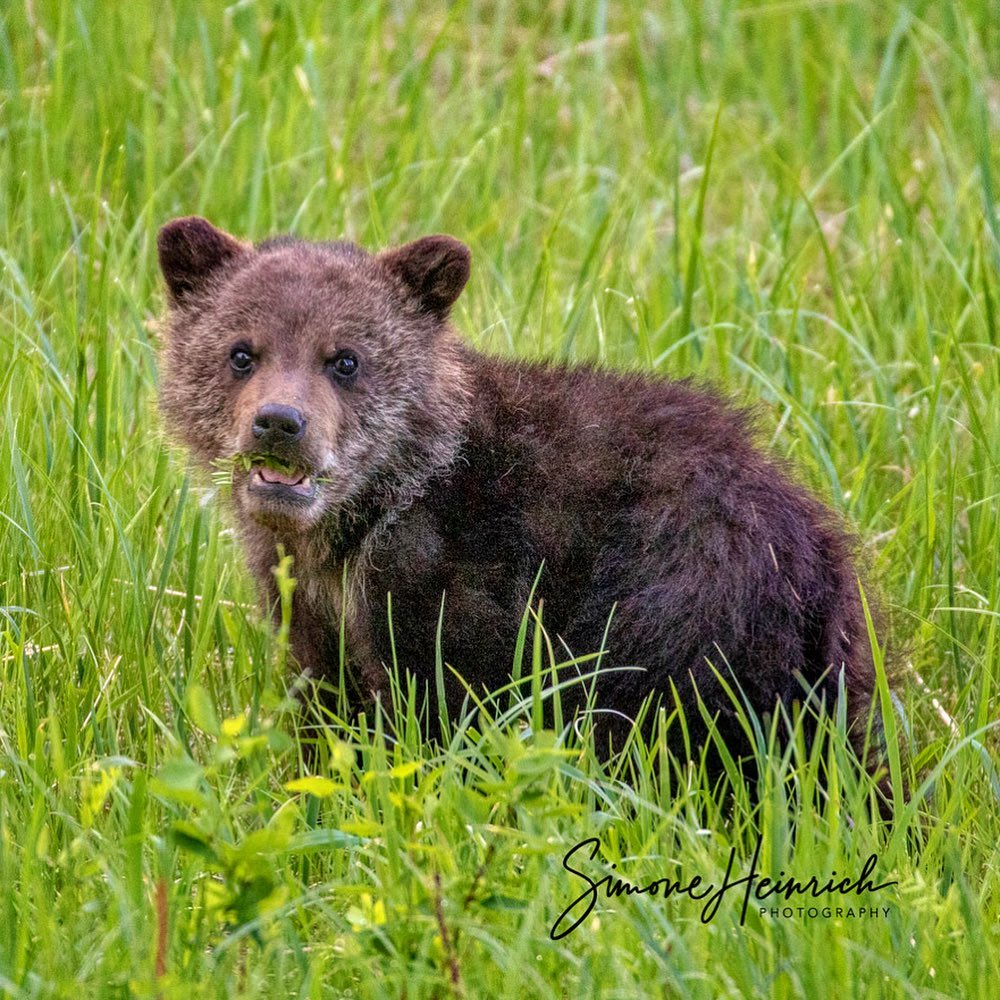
top-left (157, 216), bottom-right (877, 761)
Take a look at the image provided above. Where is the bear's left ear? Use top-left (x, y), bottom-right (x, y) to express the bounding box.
top-left (157, 216), bottom-right (249, 305)
top-left (377, 235), bottom-right (471, 319)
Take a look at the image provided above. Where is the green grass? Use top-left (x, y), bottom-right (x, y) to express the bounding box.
top-left (1, 0), bottom-right (999, 996)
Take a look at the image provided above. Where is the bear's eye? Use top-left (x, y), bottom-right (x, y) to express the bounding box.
top-left (229, 345), bottom-right (254, 376)
top-left (326, 350), bottom-right (359, 380)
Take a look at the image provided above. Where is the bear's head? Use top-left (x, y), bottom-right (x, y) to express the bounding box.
top-left (157, 217), bottom-right (472, 535)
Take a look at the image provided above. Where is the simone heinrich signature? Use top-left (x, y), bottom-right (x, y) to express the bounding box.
top-left (550, 836), bottom-right (898, 940)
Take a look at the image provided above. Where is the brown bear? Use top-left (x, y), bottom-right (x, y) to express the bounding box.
top-left (157, 216), bottom-right (878, 765)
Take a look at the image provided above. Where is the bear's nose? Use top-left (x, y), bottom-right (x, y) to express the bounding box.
top-left (253, 403), bottom-right (306, 443)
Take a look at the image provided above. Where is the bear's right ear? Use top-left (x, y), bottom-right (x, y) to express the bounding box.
top-left (157, 217), bottom-right (249, 304)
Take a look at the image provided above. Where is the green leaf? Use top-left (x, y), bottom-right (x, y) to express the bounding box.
top-left (186, 684), bottom-right (219, 736)
top-left (340, 820), bottom-right (382, 838)
top-left (328, 739), bottom-right (355, 775)
top-left (284, 775), bottom-right (344, 797)
top-left (388, 761), bottom-right (423, 780)
top-left (151, 757), bottom-right (208, 807)
top-left (266, 728), bottom-right (293, 753)
top-left (169, 820), bottom-right (218, 862)
top-left (226, 827), bottom-right (292, 864)
top-left (285, 828), bottom-right (368, 854)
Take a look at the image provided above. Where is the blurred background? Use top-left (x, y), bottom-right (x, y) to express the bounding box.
top-left (1, 2), bottom-right (999, 996)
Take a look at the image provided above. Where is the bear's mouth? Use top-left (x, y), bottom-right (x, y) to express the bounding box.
top-left (247, 458), bottom-right (318, 502)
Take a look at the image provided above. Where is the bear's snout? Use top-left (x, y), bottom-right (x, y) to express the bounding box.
top-left (252, 403), bottom-right (307, 446)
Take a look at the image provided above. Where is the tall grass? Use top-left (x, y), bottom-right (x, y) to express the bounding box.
top-left (1, 1), bottom-right (998, 996)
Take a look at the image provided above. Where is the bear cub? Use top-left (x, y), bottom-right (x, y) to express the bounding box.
top-left (157, 216), bottom-right (876, 761)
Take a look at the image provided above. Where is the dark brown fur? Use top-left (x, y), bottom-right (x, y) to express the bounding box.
top-left (157, 217), bottom-right (877, 762)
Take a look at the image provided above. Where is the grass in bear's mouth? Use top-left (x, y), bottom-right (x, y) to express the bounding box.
top-left (244, 453), bottom-right (300, 476)
top-left (210, 455), bottom-right (333, 491)
top-left (210, 454), bottom-right (303, 489)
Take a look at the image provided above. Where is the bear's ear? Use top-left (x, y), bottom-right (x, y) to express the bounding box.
top-left (377, 235), bottom-right (471, 318)
top-left (157, 216), bottom-right (248, 304)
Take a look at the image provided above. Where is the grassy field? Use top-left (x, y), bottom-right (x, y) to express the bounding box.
top-left (2, 1), bottom-right (999, 996)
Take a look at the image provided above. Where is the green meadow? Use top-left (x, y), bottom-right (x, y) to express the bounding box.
top-left (1, 1), bottom-right (999, 996)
